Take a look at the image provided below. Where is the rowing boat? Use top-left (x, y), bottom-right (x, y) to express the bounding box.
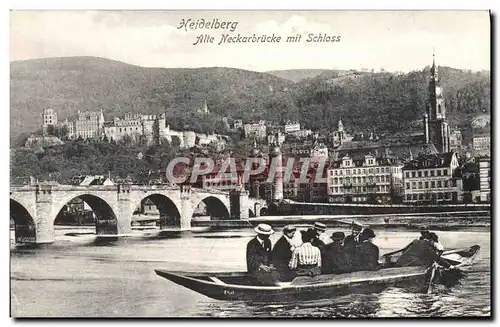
top-left (154, 244), bottom-right (480, 302)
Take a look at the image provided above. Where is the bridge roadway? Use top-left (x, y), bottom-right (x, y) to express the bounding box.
top-left (10, 183), bottom-right (267, 245)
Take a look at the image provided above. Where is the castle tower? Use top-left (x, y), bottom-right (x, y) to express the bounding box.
top-left (424, 52), bottom-right (450, 153)
top-left (42, 109), bottom-right (58, 136)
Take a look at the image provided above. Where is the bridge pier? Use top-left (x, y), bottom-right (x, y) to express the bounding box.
top-left (115, 184), bottom-right (133, 235)
top-left (34, 185), bottom-right (57, 244)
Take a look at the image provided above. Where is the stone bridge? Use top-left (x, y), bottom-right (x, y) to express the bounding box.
top-left (10, 183), bottom-right (268, 245)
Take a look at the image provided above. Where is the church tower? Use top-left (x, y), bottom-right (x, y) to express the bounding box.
top-left (424, 52), bottom-right (450, 153)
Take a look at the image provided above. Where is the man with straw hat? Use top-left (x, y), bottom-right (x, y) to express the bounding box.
top-left (246, 223), bottom-right (278, 285)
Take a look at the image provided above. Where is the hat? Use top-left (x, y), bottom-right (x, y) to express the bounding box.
top-left (331, 231), bottom-right (345, 241)
top-left (254, 223), bottom-right (274, 235)
top-left (362, 228), bottom-right (376, 239)
top-left (420, 225), bottom-right (429, 232)
top-left (283, 225), bottom-right (296, 233)
top-left (351, 221), bottom-right (363, 231)
top-left (314, 222), bottom-right (327, 232)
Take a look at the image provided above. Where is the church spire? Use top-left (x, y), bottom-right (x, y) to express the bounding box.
top-left (431, 48), bottom-right (438, 81)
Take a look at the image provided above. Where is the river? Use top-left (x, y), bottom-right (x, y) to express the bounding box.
top-left (10, 225), bottom-right (491, 318)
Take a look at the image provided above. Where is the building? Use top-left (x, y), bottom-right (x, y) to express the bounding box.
top-left (233, 119), bottom-right (243, 130)
top-left (243, 121), bottom-right (267, 140)
top-left (74, 110), bottom-right (105, 139)
top-left (450, 128), bottom-right (463, 153)
top-left (423, 53), bottom-right (450, 153)
top-left (311, 143), bottom-right (329, 158)
top-left (327, 154), bottom-right (401, 203)
top-left (42, 109), bottom-right (58, 135)
top-left (197, 100), bottom-right (210, 115)
top-left (284, 121), bottom-right (301, 134)
top-left (472, 133), bottom-right (490, 155)
top-left (478, 156), bottom-right (491, 202)
top-left (267, 131), bottom-right (285, 147)
top-left (402, 152), bottom-right (462, 204)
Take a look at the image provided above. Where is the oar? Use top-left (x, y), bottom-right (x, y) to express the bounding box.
top-left (427, 262), bottom-right (438, 294)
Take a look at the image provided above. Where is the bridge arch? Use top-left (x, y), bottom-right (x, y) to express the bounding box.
top-left (195, 196), bottom-right (230, 220)
top-left (10, 199), bottom-right (36, 244)
top-left (53, 194), bottom-right (119, 235)
top-left (135, 194), bottom-right (182, 229)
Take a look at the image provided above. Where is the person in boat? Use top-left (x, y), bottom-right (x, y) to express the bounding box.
top-left (343, 221), bottom-right (363, 255)
top-left (271, 225), bottom-right (297, 281)
top-left (352, 229), bottom-right (380, 271)
top-left (313, 222), bottom-right (332, 245)
top-left (429, 232), bottom-right (444, 254)
top-left (321, 231), bottom-right (352, 274)
top-left (246, 223), bottom-right (278, 285)
top-left (419, 226), bottom-right (444, 250)
top-left (289, 229), bottom-right (322, 277)
top-left (395, 233), bottom-right (452, 269)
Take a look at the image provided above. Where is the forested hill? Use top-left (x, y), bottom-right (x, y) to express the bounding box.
top-left (291, 67), bottom-right (490, 140)
top-left (10, 57), bottom-right (295, 145)
top-left (10, 57), bottom-right (490, 146)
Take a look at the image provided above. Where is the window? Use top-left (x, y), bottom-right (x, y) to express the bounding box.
top-left (418, 182), bottom-right (423, 189)
top-left (405, 172), bottom-right (410, 178)
top-left (424, 171), bottom-right (429, 177)
top-left (406, 183), bottom-right (410, 189)
top-left (430, 171), bottom-right (435, 177)
top-left (425, 181), bottom-right (429, 188)
top-left (431, 181), bottom-right (436, 188)
top-left (443, 170), bottom-right (448, 176)
top-left (418, 171), bottom-right (422, 177)
top-left (376, 168), bottom-right (380, 173)
top-left (444, 181), bottom-right (448, 188)
top-left (437, 181), bottom-right (442, 188)
top-left (437, 170), bottom-right (442, 176)
top-left (412, 182), bottom-right (416, 189)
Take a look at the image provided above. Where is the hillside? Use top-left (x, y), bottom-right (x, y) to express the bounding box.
top-left (10, 57), bottom-right (296, 145)
top-left (10, 57), bottom-right (490, 147)
top-left (265, 69), bottom-right (343, 83)
top-left (291, 67), bottom-right (490, 143)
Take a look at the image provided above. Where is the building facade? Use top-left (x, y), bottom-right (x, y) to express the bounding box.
top-left (472, 133), bottom-right (490, 155)
top-left (284, 121), bottom-right (301, 134)
top-left (479, 156), bottom-right (491, 202)
top-left (327, 154), bottom-right (401, 203)
top-left (449, 129), bottom-right (463, 153)
top-left (243, 121), bottom-right (267, 140)
top-left (402, 152), bottom-right (463, 204)
top-left (73, 110), bottom-right (105, 139)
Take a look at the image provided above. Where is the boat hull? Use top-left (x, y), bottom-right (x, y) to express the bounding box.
top-left (154, 245), bottom-right (480, 302)
top-left (155, 266), bottom-right (430, 302)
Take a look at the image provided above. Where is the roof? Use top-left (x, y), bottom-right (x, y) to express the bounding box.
top-left (403, 152), bottom-right (456, 170)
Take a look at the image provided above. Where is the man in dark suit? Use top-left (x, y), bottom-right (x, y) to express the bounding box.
top-left (271, 225), bottom-right (297, 281)
top-left (246, 223), bottom-right (277, 285)
top-left (343, 221), bottom-right (363, 255)
top-left (353, 229), bottom-right (380, 271)
top-left (322, 231), bottom-right (351, 274)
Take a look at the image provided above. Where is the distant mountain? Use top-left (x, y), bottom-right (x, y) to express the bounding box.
top-left (10, 57), bottom-right (490, 147)
top-left (266, 69), bottom-right (345, 82)
top-left (10, 56), bottom-right (296, 145)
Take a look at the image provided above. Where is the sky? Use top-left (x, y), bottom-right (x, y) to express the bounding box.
top-left (10, 10), bottom-right (491, 72)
